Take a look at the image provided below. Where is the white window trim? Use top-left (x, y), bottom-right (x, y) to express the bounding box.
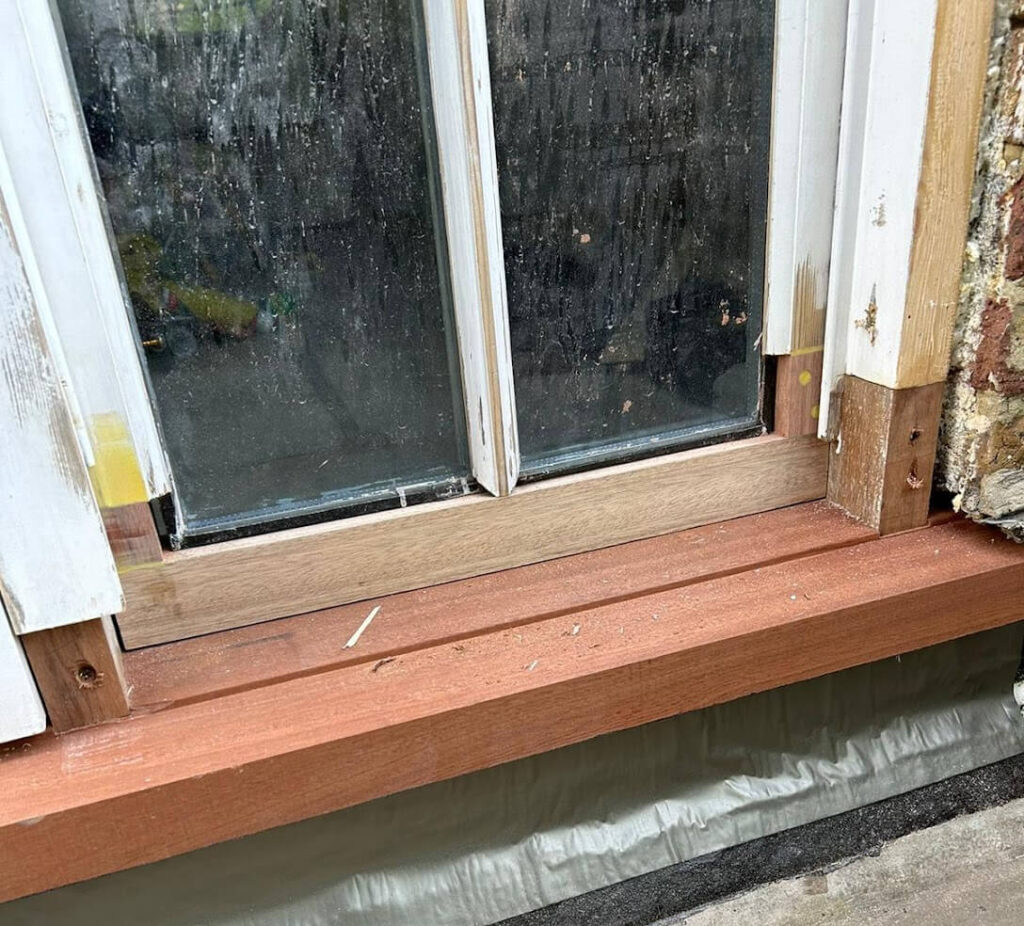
top-left (0, 0), bottom-right (172, 506)
top-left (820, 0), bottom-right (943, 434)
top-left (0, 604), bottom-right (45, 742)
top-left (0, 138), bottom-right (123, 637)
top-left (763, 0), bottom-right (849, 357)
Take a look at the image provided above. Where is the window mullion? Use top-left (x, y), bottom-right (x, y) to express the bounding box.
top-left (423, 0), bottom-right (520, 497)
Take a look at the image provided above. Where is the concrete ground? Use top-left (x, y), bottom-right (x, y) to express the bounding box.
top-left (665, 796), bottom-right (1024, 925)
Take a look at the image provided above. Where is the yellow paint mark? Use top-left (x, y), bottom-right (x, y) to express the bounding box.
top-left (88, 413), bottom-right (149, 508)
top-left (116, 561), bottom-right (164, 576)
top-left (798, 370), bottom-right (812, 387)
top-left (811, 405), bottom-right (820, 420)
top-left (790, 345), bottom-right (824, 357)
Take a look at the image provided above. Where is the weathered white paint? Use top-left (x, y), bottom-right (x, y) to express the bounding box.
top-left (0, 140), bottom-right (124, 634)
top-left (820, 0), bottom-right (940, 434)
top-left (0, 604), bottom-right (46, 743)
top-left (0, 1), bottom-right (170, 502)
top-left (422, 0), bottom-right (520, 496)
top-left (764, 0), bottom-right (849, 355)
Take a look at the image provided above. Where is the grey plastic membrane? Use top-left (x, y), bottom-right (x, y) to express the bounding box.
top-left (5, 624), bottom-right (1023, 926)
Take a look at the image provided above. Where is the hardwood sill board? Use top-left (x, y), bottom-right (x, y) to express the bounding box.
top-left (126, 501), bottom-right (875, 711)
top-left (1, 511), bottom-right (1021, 902)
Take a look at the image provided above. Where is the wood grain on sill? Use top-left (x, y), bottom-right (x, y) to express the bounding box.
top-left (117, 434), bottom-right (827, 648)
top-left (125, 501), bottom-right (873, 711)
top-left (1, 516), bottom-right (1020, 903)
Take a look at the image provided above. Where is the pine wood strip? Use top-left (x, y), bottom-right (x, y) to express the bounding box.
top-left (19, 617), bottom-right (129, 733)
top-left (117, 434), bottom-right (827, 648)
top-left (126, 501), bottom-right (874, 710)
top-left (899, 0), bottom-right (993, 386)
top-left (2, 519), bottom-right (1020, 901)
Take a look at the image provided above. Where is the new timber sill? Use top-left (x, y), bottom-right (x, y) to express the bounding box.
top-left (2, 503), bottom-right (1023, 902)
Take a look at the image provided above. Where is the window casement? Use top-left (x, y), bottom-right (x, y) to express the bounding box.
top-left (2, 0), bottom-right (845, 651)
top-left (0, 0), bottom-right (1004, 895)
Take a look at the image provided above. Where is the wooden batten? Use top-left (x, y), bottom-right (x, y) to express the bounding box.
top-left (824, 0), bottom-right (993, 531)
top-left (775, 351), bottom-right (825, 437)
top-left (899, 0), bottom-right (994, 387)
top-left (20, 617), bottom-right (130, 733)
top-left (102, 502), bottom-right (164, 570)
top-left (828, 377), bottom-right (944, 535)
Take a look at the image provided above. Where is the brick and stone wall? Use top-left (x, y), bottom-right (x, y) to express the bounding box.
top-left (940, 0), bottom-right (1024, 541)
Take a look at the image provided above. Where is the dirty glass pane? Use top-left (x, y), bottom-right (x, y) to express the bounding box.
top-left (57, 0), bottom-right (468, 536)
top-left (486, 0), bottom-right (773, 475)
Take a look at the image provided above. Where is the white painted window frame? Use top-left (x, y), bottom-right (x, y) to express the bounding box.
top-left (819, 0), bottom-right (945, 434)
top-left (763, 0), bottom-right (849, 357)
top-left (0, 604), bottom-right (46, 742)
top-left (0, 0), bottom-right (172, 507)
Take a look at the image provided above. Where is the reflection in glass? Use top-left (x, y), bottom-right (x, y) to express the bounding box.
top-left (57, 0), bottom-right (468, 536)
top-left (486, 0), bottom-right (773, 474)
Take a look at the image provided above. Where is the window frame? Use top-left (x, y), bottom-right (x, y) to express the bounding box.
top-left (0, 0), bottom-right (847, 647)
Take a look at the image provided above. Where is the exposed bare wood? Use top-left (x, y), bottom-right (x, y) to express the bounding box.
top-left (827, 376), bottom-right (944, 534)
top-left (102, 503), bottom-right (163, 571)
top-left (116, 435), bottom-right (827, 647)
top-left (775, 351), bottom-right (824, 437)
top-left (900, 0), bottom-right (994, 386)
top-left (791, 262), bottom-right (827, 351)
top-left (126, 502), bottom-right (874, 710)
top-left (2, 518), bottom-right (1020, 901)
top-left (20, 617), bottom-right (129, 733)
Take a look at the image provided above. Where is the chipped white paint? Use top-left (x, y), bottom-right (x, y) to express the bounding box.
top-left (0, 602), bottom-right (46, 743)
top-left (422, 0), bottom-right (520, 496)
top-left (0, 1), bottom-right (170, 499)
top-left (0, 140), bottom-right (123, 634)
top-left (764, 0), bottom-right (849, 354)
top-left (820, 0), bottom-right (940, 435)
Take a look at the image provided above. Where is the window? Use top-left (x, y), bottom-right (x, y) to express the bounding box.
top-left (1, 0), bottom-right (844, 646)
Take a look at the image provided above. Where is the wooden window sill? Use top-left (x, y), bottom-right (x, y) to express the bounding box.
top-left (2, 503), bottom-right (1022, 902)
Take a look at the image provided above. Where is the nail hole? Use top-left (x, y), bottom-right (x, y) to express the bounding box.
top-left (909, 428), bottom-right (922, 444)
top-left (75, 663), bottom-right (99, 688)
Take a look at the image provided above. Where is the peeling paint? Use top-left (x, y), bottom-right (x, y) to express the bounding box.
top-left (0, 172), bottom-right (123, 632)
top-left (855, 286), bottom-right (879, 347)
top-left (871, 195), bottom-right (887, 227)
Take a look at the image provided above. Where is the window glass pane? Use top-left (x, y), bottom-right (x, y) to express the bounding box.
top-left (57, 0), bottom-right (468, 536)
top-left (486, 0), bottom-right (773, 475)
